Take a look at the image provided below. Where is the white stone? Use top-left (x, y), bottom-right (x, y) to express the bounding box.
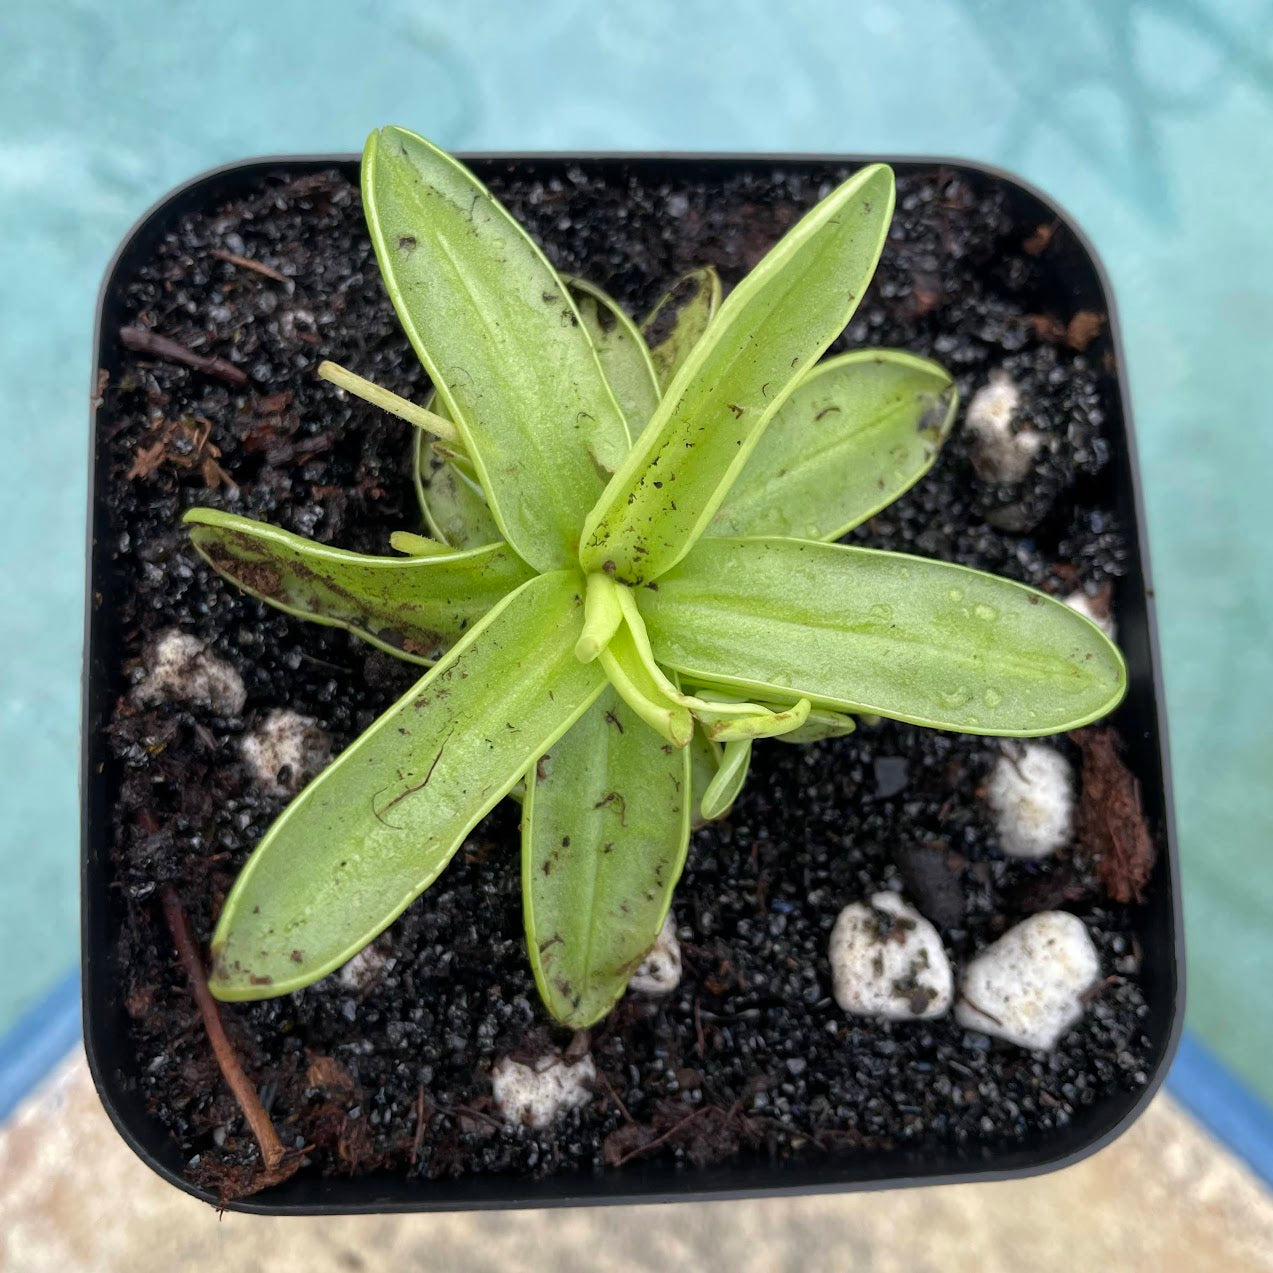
top-left (955, 911), bottom-right (1100, 1050)
top-left (491, 1052), bottom-right (596, 1129)
top-left (241, 708), bottom-right (330, 797)
top-left (628, 914), bottom-right (682, 996)
top-left (133, 630), bottom-right (246, 715)
top-left (965, 372), bottom-right (1044, 484)
top-left (335, 943), bottom-right (393, 991)
top-left (1064, 589), bottom-right (1117, 640)
top-left (829, 892), bottom-right (954, 1021)
top-left (987, 743), bottom-right (1074, 859)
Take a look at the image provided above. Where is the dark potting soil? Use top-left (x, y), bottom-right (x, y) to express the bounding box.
top-left (96, 158), bottom-right (1154, 1199)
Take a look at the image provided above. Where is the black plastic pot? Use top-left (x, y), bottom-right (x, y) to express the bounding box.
top-left (83, 152), bottom-right (1184, 1213)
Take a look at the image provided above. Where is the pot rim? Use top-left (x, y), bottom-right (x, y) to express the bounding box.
top-left (82, 150), bottom-right (1184, 1214)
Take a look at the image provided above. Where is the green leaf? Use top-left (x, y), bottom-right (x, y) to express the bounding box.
top-left (708, 350), bottom-right (957, 541)
top-left (576, 570), bottom-right (624, 663)
top-left (185, 508), bottom-right (533, 664)
top-left (700, 740), bottom-right (751, 821)
top-left (688, 724), bottom-right (724, 828)
top-left (208, 570), bottom-right (606, 1000)
top-left (773, 706), bottom-right (858, 745)
top-left (390, 531), bottom-right (453, 557)
top-left (696, 696), bottom-right (811, 743)
top-left (566, 277), bottom-right (660, 436)
top-left (640, 537), bottom-right (1127, 736)
top-left (414, 432), bottom-right (502, 551)
top-left (363, 126), bottom-right (630, 572)
top-left (523, 687), bottom-right (690, 1027)
top-left (596, 619), bottom-right (693, 748)
top-left (580, 163), bottom-right (895, 585)
top-left (640, 266), bottom-right (722, 391)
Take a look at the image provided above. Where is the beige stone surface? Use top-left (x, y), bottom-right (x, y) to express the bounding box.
top-left (2, 1050), bottom-right (1272, 1273)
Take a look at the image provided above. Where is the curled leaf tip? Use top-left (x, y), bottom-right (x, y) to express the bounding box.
top-left (702, 697), bottom-right (812, 743)
top-left (700, 739), bottom-right (752, 821)
top-left (575, 572), bottom-right (624, 663)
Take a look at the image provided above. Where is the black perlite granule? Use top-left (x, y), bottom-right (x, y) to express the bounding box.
top-left (94, 159), bottom-right (1152, 1196)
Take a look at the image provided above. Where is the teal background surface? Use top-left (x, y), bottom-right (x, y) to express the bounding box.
top-left (2, 1), bottom-right (1269, 1101)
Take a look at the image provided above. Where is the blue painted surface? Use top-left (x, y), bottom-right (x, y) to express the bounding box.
top-left (0, 2), bottom-right (1270, 1103)
top-left (0, 969), bottom-right (81, 1124)
top-left (1167, 1032), bottom-right (1273, 1190)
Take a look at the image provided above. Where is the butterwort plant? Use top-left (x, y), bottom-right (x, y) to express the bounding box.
top-left (187, 127), bottom-right (1125, 1027)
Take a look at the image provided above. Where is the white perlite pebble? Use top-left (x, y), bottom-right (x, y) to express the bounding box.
top-left (335, 943), bottom-right (393, 991)
top-left (1064, 589), bottom-right (1117, 640)
top-left (133, 630), bottom-right (246, 715)
top-left (955, 911), bottom-right (1100, 1050)
top-left (628, 914), bottom-right (682, 996)
top-left (491, 1053), bottom-right (595, 1129)
top-left (964, 372), bottom-right (1044, 484)
top-left (987, 743), bottom-right (1074, 859)
top-left (241, 708), bottom-right (330, 797)
top-left (829, 893), bottom-right (954, 1021)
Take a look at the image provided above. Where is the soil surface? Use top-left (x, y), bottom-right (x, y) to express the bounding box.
top-left (94, 159), bottom-right (1155, 1200)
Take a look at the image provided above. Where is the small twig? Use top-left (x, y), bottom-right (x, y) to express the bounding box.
top-left (411, 1085), bottom-right (431, 1164)
top-left (1080, 974), bottom-right (1120, 1005)
top-left (957, 991), bottom-right (1004, 1028)
top-left (595, 1070), bottom-right (633, 1124)
top-left (210, 247), bottom-right (288, 284)
top-left (611, 1107), bottom-right (709, 1168)
top-left (451, 1103), bottom-right (503, 1130)
top-left (161, 887), bottom-right (287, 1171)
top-left (120, 325), bottom-right (248, 386)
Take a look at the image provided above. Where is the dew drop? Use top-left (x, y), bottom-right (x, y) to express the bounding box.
top-left (974, 603), bottom-right (997, 621)
top-left (983, 687), bottom-right (1003, 707)
top-left (868, 602), bottom-right (894, 621)
top-left (938, 686), bottom-right (971, 709)
top-left (947, 587), bottom-right (964, 602)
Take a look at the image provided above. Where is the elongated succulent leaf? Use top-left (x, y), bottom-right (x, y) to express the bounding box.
top-left (185, 508), bottom-right (532, 664)
top-left (596, 620), bottom-right (693, 747)
top-left (523, 688), bottom-right (690, 1027)
top-left (579, 164), bottom-right (895, 585)
top-left (414, 432), bottom-right (502, 550)
top-left (773, 706), bottom-right (858, 744)
top-left (688, 724), bottom-right (723, 827)
top-left (390, 530), bottom-right (452, 557)
top-left (700, 740), bottom-right (751, 821)
top-left (698, 697), bottom-right (811, 743)
top-left (208, 571), bottom-right (606, 999)
top-left (708, 350), bottom-right (957, 540)
top-left (640, 537), bottom-right (1127, 736)
top-left (566, 277), bottom-right (660, 436)
top-left (640, 266), bottom-right (722, 391)
top-left (363, 126), bottom-right (629, 572)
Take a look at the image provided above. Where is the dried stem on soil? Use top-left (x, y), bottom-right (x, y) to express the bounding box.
top-left (210, 247), bottom-right (289, 284)
top-left (119, 324), bottom-right (248, 386)
top-left (161, 887), bottom-right (290, 1173)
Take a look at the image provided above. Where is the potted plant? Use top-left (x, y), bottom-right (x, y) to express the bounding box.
top-left (84, 129), bottom-right (1181, 1212)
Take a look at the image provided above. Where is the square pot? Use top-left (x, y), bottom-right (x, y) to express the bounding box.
top-left (82, 152), bottom-right (1184, 1213)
